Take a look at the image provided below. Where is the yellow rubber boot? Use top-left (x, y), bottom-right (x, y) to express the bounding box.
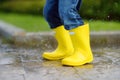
top-left (42, 26), bottom-right (74, 60)
top-left (62, 24), bottom-right (93, 66)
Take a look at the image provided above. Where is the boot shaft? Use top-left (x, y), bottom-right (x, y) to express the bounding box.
top-left (53, 25), bottom-right (74, 52)
top-left (69, 24), bottom-right (90, 50)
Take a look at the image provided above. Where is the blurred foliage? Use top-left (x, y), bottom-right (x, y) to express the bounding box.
top-left (0, 0), bottom-right (120, 21)
top-left (0, 0), bottom-right (45, 15)
top-left (81, 0), bottom-right (120, 20)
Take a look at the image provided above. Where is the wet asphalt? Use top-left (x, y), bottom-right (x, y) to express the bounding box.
top-left (0, 36), bottom-right (120, 80)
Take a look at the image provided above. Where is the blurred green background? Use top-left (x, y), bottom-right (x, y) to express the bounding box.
top-left (0, 0), bottom-right (120, 32)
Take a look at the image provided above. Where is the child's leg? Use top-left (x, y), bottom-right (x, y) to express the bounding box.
top-left (43, 0), bottom-right (63, 29)
top-left (42, 0), bottom-right (74, 60)
top-left (58, 0), bottom-right (84, 30)
top-left (58, 0), bottom-right (94, 66)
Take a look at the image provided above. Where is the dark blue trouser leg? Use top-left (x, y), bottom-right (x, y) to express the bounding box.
top-left (58, 0), bottom-right (84, 30)
top-left (43, 0), bottom-right (63, 29)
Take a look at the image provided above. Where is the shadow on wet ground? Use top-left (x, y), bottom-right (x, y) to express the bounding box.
top-left (0, 36), bottom-right (120, 80)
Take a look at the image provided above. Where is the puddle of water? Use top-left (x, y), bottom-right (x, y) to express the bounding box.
top-left (0, 57), bottom-right (15, 65)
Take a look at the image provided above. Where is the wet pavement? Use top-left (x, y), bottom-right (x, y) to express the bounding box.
top-left (0, 36), bottom-right (120, 80)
